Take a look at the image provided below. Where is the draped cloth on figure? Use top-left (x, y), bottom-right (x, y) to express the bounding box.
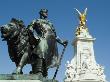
top-left (28, 19), bottom-right (59, 68)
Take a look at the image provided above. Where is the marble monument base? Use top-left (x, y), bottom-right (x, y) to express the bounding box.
top-left (0, 74), bottom-right (58, 82)
top-left (66, 80), bottom-right (104, 82)
top-left (65, 79), bottom-right (105, 82)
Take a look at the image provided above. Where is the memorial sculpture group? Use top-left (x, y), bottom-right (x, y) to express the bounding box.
top-left (0, 9), bottom-right (68, 77)
top-left (0, 8), bottom-right (107, 82)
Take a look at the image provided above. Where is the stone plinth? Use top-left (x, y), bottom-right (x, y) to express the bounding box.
top-left (65, 80), bottom-right (104, 82)
top-left (0, 80), bottom-right (42, 82)
top-left (0, 74), bottom-right (58, 82)
top-left (64, 14), bottom-right (107, 82)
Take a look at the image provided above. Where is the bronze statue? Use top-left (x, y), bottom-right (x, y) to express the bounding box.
top-left (0, 18), bottom-right (32, 74)
top-left (28, 9), bottom-right (68, 77)
top-left (0, 9), bottom-right (68, 77)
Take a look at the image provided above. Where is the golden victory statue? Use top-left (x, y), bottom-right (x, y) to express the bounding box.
top-left (74, 8), bottom-right (88, 36)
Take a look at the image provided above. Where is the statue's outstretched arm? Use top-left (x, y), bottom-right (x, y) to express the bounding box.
top-left (56, 36), bottom-right (68, 47)
top-left (56, 36), bottom-right (64, 45)
top-left (51, 25), bottom-right (68, 47)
